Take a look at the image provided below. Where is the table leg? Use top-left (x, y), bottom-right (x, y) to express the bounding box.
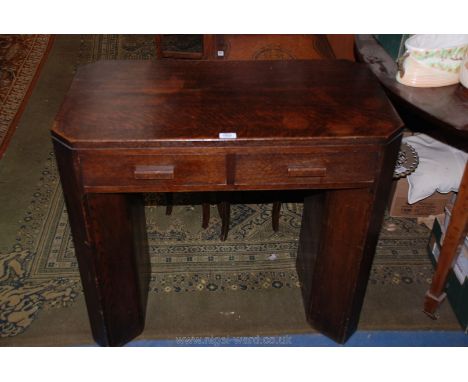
top-left (54, 141), bottom-right (150, 346)
top-left (296, 138), bottom-right (400, 343)
top-left (296, 188), bottom-right (376, 342)
top-left (85, 193), bottom-right (149, 346)
top-left (424, 165), bottom-right (468, 318)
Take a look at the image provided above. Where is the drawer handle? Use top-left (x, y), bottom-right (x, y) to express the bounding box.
top-left (134, 165), bottom-right (174, 180)
top-left (288, 166), bottom-right (326, 178)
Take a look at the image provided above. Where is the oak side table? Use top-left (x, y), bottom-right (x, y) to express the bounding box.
top-left (51, 60), bottom-right (403, 346)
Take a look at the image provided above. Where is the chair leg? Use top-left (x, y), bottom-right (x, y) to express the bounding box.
top-left (166, 193), bottom-right (211, 230)
top-left (272, 201), bottom-right (281, 232)
top-left (202, 203), bottom-right (210, 229)
top-left (166, 192), bottom-right (278, 236)
top-left (217, 201), bottom-right (231, 241)
top-left (165, 193), bottom-right (173, 215)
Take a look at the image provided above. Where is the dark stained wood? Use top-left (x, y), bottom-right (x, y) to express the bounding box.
top-left (296, 191), bottom-right (326, 310)
top-left (202, 35), bottom-right (216, 59)
top-left (165, 192), bottom-right (173, 215)
top-left (298, 135), bottom-right (401, 342)
top-left (53, 140), bottom-right (150, 346)
top-left (234, 150), bottom-right (378, 187)
top-left (202, 203), bottom-right (210, 229)
top-left (52, 60), bottom-right (403, 346)
top-left (272, 201), bottom-right (281, 232)
top-left (80, 151), bottom-right (227, 190)
top-left (327, 34), bottom-right (355, 61)
top-left (217, 200), bottom-right (231, 241)
top-left (134, 165), bottom-right (175, 180)
top-left (87, 193), bottom-right (149, 346)
top-left (52, 60), bottom-right (402, 149)
top-left (355, 34), bottom-right (468, 320)
top-left (154, 35), bottom-right (162, 59)
top-left (76, 146), bottom-right (379, 194)
top-left (157, 51), bottom-right (204, 60)
top-left (305, 187), bottom-right (375, 342)
top-left (53, 140), bottom-right (106, 343)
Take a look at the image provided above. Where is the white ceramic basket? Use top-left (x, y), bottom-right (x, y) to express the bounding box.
top-left (396, 34), bottom-right (468, 88)
top-left (460, 54), bottom-right (468, 89)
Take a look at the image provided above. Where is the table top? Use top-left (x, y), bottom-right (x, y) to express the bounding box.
top-left (53, 60), bottom-right (403, 149)
top-left (355, 35), bottom-right (468, 139)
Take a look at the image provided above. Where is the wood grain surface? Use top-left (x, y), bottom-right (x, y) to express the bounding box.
top-left (53, 60), bottom-right (402, 148)
top-left (52, 59), bottom-right (403, 345)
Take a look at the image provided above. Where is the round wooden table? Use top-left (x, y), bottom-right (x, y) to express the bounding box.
top-left (355, 34), bottom-right (468, 319)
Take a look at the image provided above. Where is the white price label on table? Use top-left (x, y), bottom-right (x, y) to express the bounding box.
top-left (219, 132), bottom-right (237, 139)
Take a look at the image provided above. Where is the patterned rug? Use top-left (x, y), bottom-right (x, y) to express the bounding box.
top-left (0, 35), bottom-right (53, 158)
top-left (0, 35), bottom-right (438, 339)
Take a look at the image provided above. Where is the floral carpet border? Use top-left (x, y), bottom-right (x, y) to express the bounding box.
top-left (0, 35), bottom-right (54, 158)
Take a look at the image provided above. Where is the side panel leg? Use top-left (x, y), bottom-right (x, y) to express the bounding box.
top-left (54, 140), bottom-right (149, 346)
top-left (86, 193), bottom-right (149, 346)
top-left (297, 136), bottom-right (401, 343)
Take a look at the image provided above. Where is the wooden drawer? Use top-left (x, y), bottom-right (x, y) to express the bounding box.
top-left (80, 153), bottom-right (226, 190)
top-left (234, 151), bottom-right (377, 186)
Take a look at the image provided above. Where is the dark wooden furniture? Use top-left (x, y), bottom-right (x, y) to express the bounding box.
top-left (52, 59), bottom-right (402, 346)
top-left (355, 34), bottom-right (468, 320)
